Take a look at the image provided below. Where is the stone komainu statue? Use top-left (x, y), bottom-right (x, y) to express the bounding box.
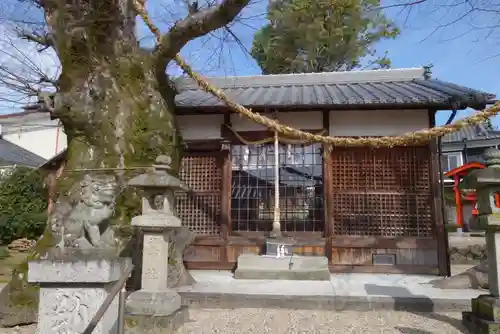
top-left (51, 174), bottom-right (120, 249)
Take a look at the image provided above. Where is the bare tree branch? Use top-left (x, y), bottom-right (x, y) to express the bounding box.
top-left (18, 31), bottom-right (54, 50)
top-left (0, 24), bottom-right (59, 112)
top-left (151, 0), bottom-right (251, 89)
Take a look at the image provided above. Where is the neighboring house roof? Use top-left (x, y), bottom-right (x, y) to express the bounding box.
top-left (39, 149), bottom-right (66, 169)
top-left (175, 68), bottom-right (495, 110)
top-left (0, 138), bottom-right (46, 167)
top-left (0, 110), bottom-right (41, 119)
top-left (232, 166), bottom-right (322, 199)
top-left (441, 123), bottom-right (500, 143)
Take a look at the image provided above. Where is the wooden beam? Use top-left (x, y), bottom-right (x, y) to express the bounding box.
top-left (331, 236), bottom-right (437, 249)
top-left (184, 139), bottom-right (224, 152)
top-left (329, 264), bottom-right (439, 275)
top-left (428, 109), bottom-right (450, 277)
top-left (184, 261), bottom-right (237, 270)
top-left (228, 232), bottom-right (324, 241)
top-left (220, 128), bottom-right (324, 144)
top-left (192, 236), bottom-right (226, 246)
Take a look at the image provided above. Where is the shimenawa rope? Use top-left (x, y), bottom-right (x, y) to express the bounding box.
top-left (134, 1), bottom-right (500, 148)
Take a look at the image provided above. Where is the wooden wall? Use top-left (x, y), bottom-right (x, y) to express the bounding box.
top-left (329, 236), bottom-right (438, 274)
top-left (173, 109), bottom-right (447, 275)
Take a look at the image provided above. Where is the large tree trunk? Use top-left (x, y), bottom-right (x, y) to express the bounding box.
top-left (1, 0), bottom-right (178, 327)
top-left (0, 0), bottom-right (250, 326)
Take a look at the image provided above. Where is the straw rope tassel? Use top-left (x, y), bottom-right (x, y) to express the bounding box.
top-left (272, 131), bottom-right (281, 238)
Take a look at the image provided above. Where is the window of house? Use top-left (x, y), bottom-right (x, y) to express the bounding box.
top-left (231, 142), bottom-right (324, 233)
top-left (466, 147), bottom-right (487, 164)
top-left (442, 152), bottom-right (463, 172)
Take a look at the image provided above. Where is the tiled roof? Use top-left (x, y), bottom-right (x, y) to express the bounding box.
top-left (175, 68), bottom-right (495, 110)
top-left (0, 138), bottom-right (46, 167)
top-left (441, 123), bottom-right (500, 143)
top-left (25, 68), bottom-right (496, 112)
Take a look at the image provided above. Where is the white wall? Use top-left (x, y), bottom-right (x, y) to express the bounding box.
top-left (0, 110), bottom-right (430, 160)
top-left (178, 110), bottom-right (429, 141)
top-left (177, 114), bottom-right (223, 140)
top-left (329, 109), bottom-right (429, 136)
top-left (3, 125), bottom-right (66, 160)
top-left (230, 111), bottom-right (323, 132)
top-left (1, 113), bottom-right (66, 160)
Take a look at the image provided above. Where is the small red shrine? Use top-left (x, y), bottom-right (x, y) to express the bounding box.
top-left (445, 162), bottom-right (484, 229)
top-left (444, 161), bottom-right (500, 228)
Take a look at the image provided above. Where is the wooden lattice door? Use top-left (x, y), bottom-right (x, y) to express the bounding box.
top-left (175, 153), bottom-right (222, 236)
top-left (330, 146), bottom-right (433, 237)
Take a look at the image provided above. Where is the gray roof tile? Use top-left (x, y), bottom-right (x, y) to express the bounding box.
top-left (441, 123), bottom-right (500, 143)
top-left (0, 138), bottom-right (46, 167)
top-left (175, 68), bottom-right (495, 110)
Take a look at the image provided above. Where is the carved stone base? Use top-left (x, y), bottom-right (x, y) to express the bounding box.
top-left (124, 306), bottom-right (188, 334)
top-left (463, 294), bottom-right (500, 333)
top-left (28, 248), bottom-right (131, 334)
top-left (125, 290), bottom-right (182, 317)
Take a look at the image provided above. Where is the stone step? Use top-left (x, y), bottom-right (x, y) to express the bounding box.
top-left (177, 290), bottom-right (472, 313)
top-left (234, 254), bottom-right (330, 280)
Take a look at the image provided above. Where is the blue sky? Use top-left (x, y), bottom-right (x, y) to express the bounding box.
top-left (1, 0), bottom-right (499, 127)
top-left (138, 0), bottom-right (500, 127)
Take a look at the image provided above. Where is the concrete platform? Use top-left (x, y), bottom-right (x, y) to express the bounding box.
top-left (176, 270), bottom-right (485, 312)
top-left (234, 254), bottom-right (330, 280)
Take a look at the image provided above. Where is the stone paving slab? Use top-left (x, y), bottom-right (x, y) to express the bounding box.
top-left (175, 270), bottom-right (483, 312)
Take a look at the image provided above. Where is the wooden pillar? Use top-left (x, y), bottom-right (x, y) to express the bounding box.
top-left (322, 110), bottom-right (334, 264)
top-left (220, 140), bottom-right (232, 262)
top-left (323, 146), bottom-right (334, 264)
top-left (428, 109), bottom-right (450, 276)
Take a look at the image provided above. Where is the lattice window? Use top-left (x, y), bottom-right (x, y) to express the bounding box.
top-left (331, 146), bottom-right (433, 237)
top-left (175, 155), bottom-right (221, 235)
top-left (231, 143), bottom-right (324, 232)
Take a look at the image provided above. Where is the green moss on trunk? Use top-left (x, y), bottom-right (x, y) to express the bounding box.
top-left (0, 22), bottom-right (181, 328)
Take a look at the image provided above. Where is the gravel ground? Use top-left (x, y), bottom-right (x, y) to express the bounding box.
top-left (0, 325), bottom-right (36, 334)
top-left (0, 310), bottom-right (469, 334)
top-left (176, 309), bottom-right (469, 334)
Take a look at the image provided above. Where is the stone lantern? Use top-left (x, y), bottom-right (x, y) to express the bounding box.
top-left (125, 155), bottom-right (189, 317)
top-left (463, 148), bottom-right (500, 332)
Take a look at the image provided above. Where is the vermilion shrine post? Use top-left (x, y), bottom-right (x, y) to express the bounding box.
top-left (445, 162), bottom-right (500, 232)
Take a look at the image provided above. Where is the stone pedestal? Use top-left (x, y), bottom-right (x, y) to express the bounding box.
top-left (28, 249), bottom-right (131, 334)
top-left (125, 155), bottom-right (187, 318)
top-left (487, 230), bottom-right (500, 297)
top-left (463, 294), bottom-right (500, 333)
top-left (125, 221), bottom-right (182, 316)
top-left (463, 229), bottom-right (500, 333)
top-left (131, 215), bottom-right (181, 291)
top-left (462, 149), bottom-right (500, 333)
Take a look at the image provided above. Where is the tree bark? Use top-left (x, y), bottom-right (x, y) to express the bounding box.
top-left (0, 0), bottom-right (250, 327)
